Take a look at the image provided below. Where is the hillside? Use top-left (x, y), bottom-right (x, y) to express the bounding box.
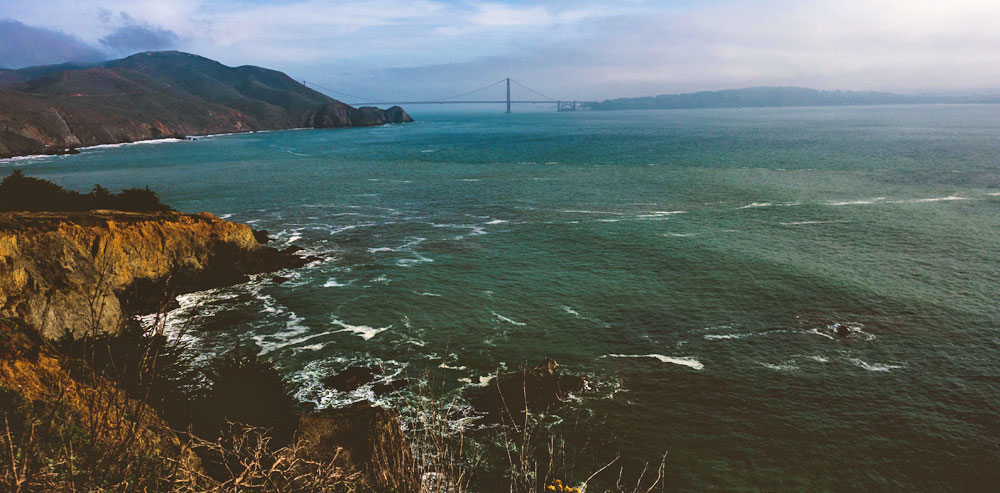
top-left (590, 86), bottom-right (999, 111)
top-left (0, 51), bottom-right (412, 158)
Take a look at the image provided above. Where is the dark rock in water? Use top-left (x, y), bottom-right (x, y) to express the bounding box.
top-left (298, 402), bottom-right (419, 492)
top-left (270, 275), bottom-right (289, 284)
top-left (253, 229), bottom-right (272, 244)
top-left (835, 324), bottom-right (852, 337)
top-left (372, 379), bottom-right (408, 396)
top-left (280, 245), bottom-right (305, 255)
top-left (470, 358), bottom-right (586, 424)
top-left (323, 366), bottom-right (383, 392)
top-left (304, 254), bottom-right (324, 263)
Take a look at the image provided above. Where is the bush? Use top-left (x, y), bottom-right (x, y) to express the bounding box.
top-left (194, 345), bottom-right (300, 447)
top-left (0, 169), bottom-right (172, 212)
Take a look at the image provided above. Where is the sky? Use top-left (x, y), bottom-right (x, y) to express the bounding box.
top-left (3, 0), bottom-right (1000, 102)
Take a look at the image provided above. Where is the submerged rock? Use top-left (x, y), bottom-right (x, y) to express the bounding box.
top-left (323, 365), bottom-right (383, 392)
top-left (372, 379), bottom-right (408, 396)
top-left (470, 358), bottom-right (586, 424)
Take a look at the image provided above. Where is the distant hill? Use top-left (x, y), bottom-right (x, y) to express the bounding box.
top-left (590, 86), bottom-right (1000, 111)
top-left (0, 51), bottom-right (412, 158)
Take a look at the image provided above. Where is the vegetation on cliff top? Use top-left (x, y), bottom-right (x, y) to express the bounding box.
top-left (0, 169), bottom-right (171, 212)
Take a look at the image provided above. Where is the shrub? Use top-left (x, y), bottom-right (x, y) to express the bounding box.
top-left (0, 169), bottom-right (172, 212)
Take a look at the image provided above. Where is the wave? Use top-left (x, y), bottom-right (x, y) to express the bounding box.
top-left (780, 220), bottom-right (850, 226)
top-left (323, 278), bottom-right (352, 288)
top-left (84, 137), bottom-right (186, 150)
top-left (848, 358), bottom-right (904, 372)
top-left (888, 196), bottom-right (969, 204)
top-left (663, 233), bottom-right (696, 237)
top-left (605, 354), bottom-right (704, 370)
top-left (331, 318), bottom-right (389, 340)
top-left (704, 332), bottom-right (753, 340)
top-left (826, 197), bottom-right (885, 206)
top-left (492, 311), bottom-right (527, 326)
top-left (759, 362), bottom-right (799, 371)
top-left (413, 291), bottom-right (442, 297)
top-left (737, 202), bottom-right (798, 209)
top-left (484, 219), bottom-right (508, 225)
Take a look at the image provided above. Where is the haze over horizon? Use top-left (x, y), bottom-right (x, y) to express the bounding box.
top-left (3, 0), bottom-right (1000, 102)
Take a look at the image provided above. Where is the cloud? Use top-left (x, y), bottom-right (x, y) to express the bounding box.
top-left (3, 0), bottom-right (1000, 97)
top-left (0, 19), bottom-right (105, 68)
top-left (99, 12), bottom-right (178, 54)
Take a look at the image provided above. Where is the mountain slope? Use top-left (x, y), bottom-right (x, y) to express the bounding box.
top-left (0, 51), bottom-right (412, 158)
top-left (590, 86), bottom-right (999, 111)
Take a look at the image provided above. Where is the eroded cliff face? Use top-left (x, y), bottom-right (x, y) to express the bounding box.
top-left (0, 211), bottom-right (305, 338)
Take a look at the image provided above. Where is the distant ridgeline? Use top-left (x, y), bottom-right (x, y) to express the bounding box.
top-left (590, 86), bottom-right (1000, 111)
top-left (0, 169), bottom-right (170, 212)
top-left (0, 51), bottom-right (412, 158)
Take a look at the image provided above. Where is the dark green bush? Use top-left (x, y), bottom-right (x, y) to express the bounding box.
top-left (0, 169), bottom-right (172, 212)
top-left (194, 345), bottom-right (300, 447)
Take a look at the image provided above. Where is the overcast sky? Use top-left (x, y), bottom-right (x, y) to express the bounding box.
top-left (3, 0), bottom-right (1000, 101)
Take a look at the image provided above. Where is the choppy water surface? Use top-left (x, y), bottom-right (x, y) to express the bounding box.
top-left (7, 106), bottom-right (1000, 490)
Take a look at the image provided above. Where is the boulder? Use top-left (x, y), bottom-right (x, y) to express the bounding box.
top-left (470, 358), bottom-right (586, 424)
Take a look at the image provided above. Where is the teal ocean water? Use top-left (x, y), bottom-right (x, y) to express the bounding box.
top-left (5, 105), bottom-right (1000, 490)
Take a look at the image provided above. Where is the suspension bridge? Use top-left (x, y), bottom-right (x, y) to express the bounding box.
top-left (302, 78), bottom-right (593, 112)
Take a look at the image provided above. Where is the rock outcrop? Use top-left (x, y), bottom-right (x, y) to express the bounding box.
top-left (470, 358), bottom-right (587, 424)
top-left (0, 210), bottom-right (306, 338)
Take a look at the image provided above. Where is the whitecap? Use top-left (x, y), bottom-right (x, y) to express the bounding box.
top-left (663, 233), bottom-right (696, 237)
top-left (849, 358), bottom-right (904, 372)
top-left (605, 354), bottom-right (704, 370)
top-left (492, 311), bottom-right (527, 326)
top-left (421, 149), bottom-right (436, 153)
top-left (780, 220), bottom-right (850, 226)
top-left (826, 197), bottom-right (885, 206)
top-left (888, 196), bottom-right (970, 204)
top-left (484, 219), bottom-right (508, 225)
top-left (218, 213), bottom-right (235, 219)
top-left (331, 318), bottom-right (389, 340)
top-left (413, 291), bottom-right (441, 297)
top-left (367, 247), bottom-right (395, 253)
top-left (323, 278), bottom-right (351, 288)
top-left (455, 179), bottom-right (481, 182)
top-left (737, 202), bottom-right (799, 210)
top-left (759, 362), bottom-right (799, 371)
top-left (704, 332), bottom-right (753, 340)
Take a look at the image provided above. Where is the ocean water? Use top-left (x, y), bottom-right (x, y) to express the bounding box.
top-left (5, 105), bottom-right (1000, 490)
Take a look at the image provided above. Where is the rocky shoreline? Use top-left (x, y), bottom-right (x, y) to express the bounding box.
top-left (0, 209), bottom-right (592, 491)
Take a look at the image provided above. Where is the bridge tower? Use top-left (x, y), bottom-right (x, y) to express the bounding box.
top-left (506, 78), bottom-right (511, 113)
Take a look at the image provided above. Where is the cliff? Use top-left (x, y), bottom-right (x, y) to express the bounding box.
top-left (0, 51), bottom-right (413, 158)
top-left (0, 210), bottom-right (306, 338)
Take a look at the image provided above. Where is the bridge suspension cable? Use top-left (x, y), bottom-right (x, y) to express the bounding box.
top-left (301, 80), bottom-right (381, 103)
top-left (509, 79), bottom-right (558, 102)
top-left (427, 79), bottom-right (507, 102)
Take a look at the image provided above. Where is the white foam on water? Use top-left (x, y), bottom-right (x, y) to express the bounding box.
top-left (808, 328), bottom-right (836, 340)
top-left (737, 202), bottom-right (772, 209)
top-left (663, 233), bottom-right (697, 237)
top-left (639, 210), bottom-right (687, 217)
top-left (492, 311), bottom-right (527, 326)
top-left (218, 213), bottom-right (234, 219)
top-left (849, 358), bottom-right (904, 372)
top-left (287, 235), bottom-right (301, 243)
top-left (421, 149), bottom-right (436, 153)
top-left (888, 195), bottom-right (970, 204)
top-left (371, 275), bottom-right (390, 284)
top-left (558, 209), bottom-right (624, 215)
top-left (805, 355), bottom-right (830, 363)
top-left (988, 192), bottom-right (1000, 196)
top-left (331, 318), bottom-right (389, 340)
top-left (0, 154), bottom-right (53, 164)
top-left (455, 178), bottom-right (481, 182)
top-left (704, 332), bottom-right (754, 340)
top-left (458, 375), bottom-right (497, 387)
top-left (737, 202), bottom-right (799, 209)
top-left (84, 137), bottom-right (186, 150)
top-left (826, 197), bottom-right (885, 206)
top-left (561, 305), bottom-right (581, 317)
top-left (396, 252), bottom-right (434, 267)
top-left (759, 362), bottom-right (799, 371)
top-left (780, 220), bottom-right (850, 226)
top-left (484, 219), bottom-right (508, 225)
top-left (367, 247), bottom-right (395, 253)
top-left (413, 291), bottom-right (442, 297)
top-left (323, 278), bottom-right (352, 288)
top-left (605, 354), bottom-right (704, 370)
